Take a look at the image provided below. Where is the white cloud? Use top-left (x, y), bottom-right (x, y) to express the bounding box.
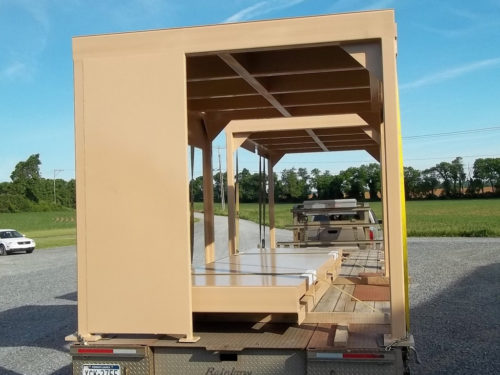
top-left (224, 2), bottom-right (268, 23)
top-left (400, 57), bottom-right (500, 90)
top-left (0, 62), bottom-right (29, 80)
top-left (328, 0), bottom-right (394, 13)
top-left (223, 0), bottom-right (306, 23)
top-left (0, 0), bottom-right (55, 82)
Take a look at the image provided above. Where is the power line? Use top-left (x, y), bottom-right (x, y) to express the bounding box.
top-left (404, 153), bottom-right (500, 161)
top-left (212, 126), bottom-right (500, 146)
top-left (276, 153), bottom-right (500, 164)
top-left (403, 126), bottom-right (500, 140)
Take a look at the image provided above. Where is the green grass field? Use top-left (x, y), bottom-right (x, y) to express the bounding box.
top-left (0, 200), bottom-right (498, 250)
top-left (0, 210), bottom-right (76, 249)
top-left (196, 199), bottom-right (500, 237)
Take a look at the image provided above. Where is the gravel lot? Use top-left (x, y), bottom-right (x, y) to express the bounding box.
top-left (0, 246), bottom-right (76, 375)
top-left (408, 237), bottom-right (500, 374)
top-left (0, 216), bottom-right (498, 374)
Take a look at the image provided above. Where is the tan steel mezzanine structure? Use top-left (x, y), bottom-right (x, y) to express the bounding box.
top-left (73, 10), bottom-right (408, 345)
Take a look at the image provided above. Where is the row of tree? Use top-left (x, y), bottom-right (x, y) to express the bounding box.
top-left (1, 154), bottom-right (499, 212)
top-left (404, 157), bottom-right (500, 199)
top-left (192, 157), bottom-right (500, 203)
top-left (0, 154), bottom-right (75, 213)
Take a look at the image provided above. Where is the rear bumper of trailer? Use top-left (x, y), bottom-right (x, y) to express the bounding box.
top-left (71, 324), bottom-right (412, 375)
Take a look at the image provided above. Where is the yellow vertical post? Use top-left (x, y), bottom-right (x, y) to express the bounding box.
top-left (381, 28), bottom-right (407, 341)
top-left (396, 86), bottom-right (410, 332)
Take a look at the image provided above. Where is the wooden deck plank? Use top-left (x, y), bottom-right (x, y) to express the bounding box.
top-left (354, 300), bottom-right (375, 313)
top-left (334, 284), bottom-right (355, 312)
top-left (314, 283), bottom-right (343, 312)
top-left (350, 249), bottom-right (368, 276)
top-left (374, 301), bottom-right (391, 314)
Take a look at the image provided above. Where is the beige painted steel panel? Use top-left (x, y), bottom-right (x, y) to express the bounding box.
top-left (240, 247), bottom-right (342, 255)
top-left (196, 251), bottom-right (337, 271)
top-left (191, 251), bottom-right (340, 315)
top-left (380, 32), bottom-right (407, 340)
top-left (193, 274), bottom-right (309, 288)
top-left (73, 10), bottom-right (405, 341)
top-left (192, 282), bottom-right (305, 313)
top-left (73, 11), bottom-right (395, 57)
top-left (75, 52), bottom-right (193, 336)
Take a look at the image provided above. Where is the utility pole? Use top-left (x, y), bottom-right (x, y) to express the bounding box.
top-left (217, 147), bottom-right (225, 211)
top-left (53, 169), bottom-right (64, 204)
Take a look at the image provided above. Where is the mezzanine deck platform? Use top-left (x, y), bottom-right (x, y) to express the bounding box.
top-left (191, 248), bottom-right (343, 322)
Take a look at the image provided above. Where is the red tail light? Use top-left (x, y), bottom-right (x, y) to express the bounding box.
top-left (77, 348), bottom-right (113, 354)
top-left (343, 353), bottom-right (384, 359)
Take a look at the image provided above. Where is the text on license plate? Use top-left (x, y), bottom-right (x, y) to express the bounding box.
top-left (82, 364), bottom-right (121, 375)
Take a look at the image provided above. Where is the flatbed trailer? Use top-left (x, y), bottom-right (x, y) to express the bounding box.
top-left (71, 248), bottom-right (410, 374)
top-left (69, 9), bottom-right (413, 375)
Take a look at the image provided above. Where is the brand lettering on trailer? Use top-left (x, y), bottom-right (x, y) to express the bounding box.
top-left (205, 367), bottom-right (252, 375)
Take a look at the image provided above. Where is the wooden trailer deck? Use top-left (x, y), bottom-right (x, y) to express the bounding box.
top-left (314, 247), bottom-right (390, 315)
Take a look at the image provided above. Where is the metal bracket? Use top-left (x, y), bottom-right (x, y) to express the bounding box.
top-left (384, 334), bottom-right (415, 348)
top-left (65, 332), bottom-right (102, 344)
top-left (179, 335), bottom-right (201, 343)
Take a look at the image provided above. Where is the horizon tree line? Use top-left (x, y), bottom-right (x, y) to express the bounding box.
top-left (1, 154), bottom-right (499, 213)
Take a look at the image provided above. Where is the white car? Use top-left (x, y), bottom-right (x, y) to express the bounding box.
top-left (0, 229), bottom-right (36, 255)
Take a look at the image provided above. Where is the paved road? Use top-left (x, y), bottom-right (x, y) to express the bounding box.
top-left (0, 217), bottom-right (499, 374)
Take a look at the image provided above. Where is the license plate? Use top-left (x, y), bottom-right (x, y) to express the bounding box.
top-left (82, 364), bottom-right (121, 375)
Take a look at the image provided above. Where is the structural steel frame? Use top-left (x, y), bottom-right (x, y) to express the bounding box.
top-left (73, 10), bottom-right (407, 343)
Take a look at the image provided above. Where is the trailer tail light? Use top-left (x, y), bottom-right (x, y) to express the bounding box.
top-left (343, 353), bottom-right (384, 359)
top-left (369, 229), bottom-right (374, 241)
top-left (77, 348), bottom-right (114, 354)
top-left (312, 352), bottom-right (389, 361)
top-left (72, 346), bottom-right (143, 357)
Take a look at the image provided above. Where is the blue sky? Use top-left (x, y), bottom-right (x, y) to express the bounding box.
top-left (1, 0), bottom-right (499, 181)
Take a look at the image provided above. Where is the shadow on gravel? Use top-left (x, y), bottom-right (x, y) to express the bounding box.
top-left (0, 366), bottom-right (23, 374)
top-left (56, 292), bottom-right (77, 302)
top-left (410, 262), bottom-right (500, 375)
top-left (53, 364), bottom-right (72, 375)
top-left (0, 304), bottom-right (76, 351)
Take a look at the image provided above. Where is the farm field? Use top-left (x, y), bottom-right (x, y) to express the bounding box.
top-left (195, 199), bottom-right (500, 237)
top-left (0, 210), bottom-right (76, 249)
top-left (0, 200), bottom-right (498, 249)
